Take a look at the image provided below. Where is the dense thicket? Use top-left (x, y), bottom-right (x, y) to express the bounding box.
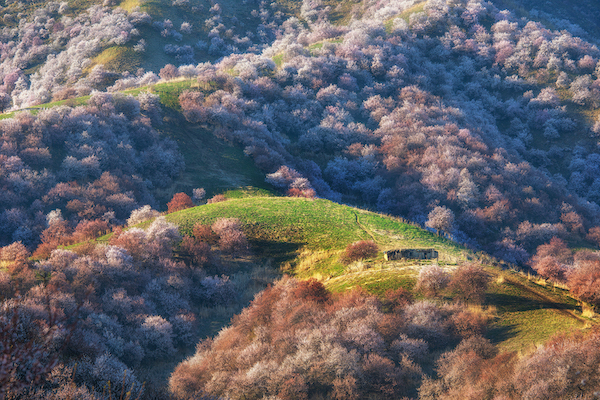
top-left (169, 277), bottom-right (489, 400)
top-left (0, 0), bottom-right (287, 108)
top-left (0, 214), bottom-right (273, 398)
top-left (420, 328), bottom-right (600, 399)
top-left (3, 0), bottom-right (600, 263)
top-left (3, 0), bottom-right (600, 397)
top-left (170, 276), bottom-right (600, 400)
top-left (0, 91), bottom-right (183, 247)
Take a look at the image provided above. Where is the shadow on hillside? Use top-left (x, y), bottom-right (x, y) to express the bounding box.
top-left (486, 293), bottom-right (577, 313)
top-left (250, 239), bottom-right (305, 263)
top-left (486, 324), bottom-right (518, 344)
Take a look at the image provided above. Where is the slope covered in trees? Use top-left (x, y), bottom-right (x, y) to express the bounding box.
top-left (4, 0), bottom-right (600, 266)
top-left (3, 0), bottom-right (600, 398)
top-left (1, 192), bottom-right (593, 398)
top-left (0, 91), bottom-right (183, 249)
top-left (162, 0), bottom-right (600, 266)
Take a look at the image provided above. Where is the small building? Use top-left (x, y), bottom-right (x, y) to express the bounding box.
top-left (384, 248), bottom-right (438, 261)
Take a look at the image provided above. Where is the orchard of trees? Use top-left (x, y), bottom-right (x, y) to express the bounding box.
top-left (0, 91), bottom-right (183, 250)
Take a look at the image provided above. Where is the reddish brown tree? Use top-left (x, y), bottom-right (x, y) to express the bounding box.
top-left (341, 240), bottom-right (379, 264)
top-left (534, 237), bottom-right (572, 264)
top-left (72, 219), bottom-right (109, 242)
top-left (180, 236), bottom-right (212, 266)
top-left (192, 223), bottom-right (217, 244)
top-left (293, 278), bottom-right (330, 303)
top-left (450, 264), bottom-right (489, 304)
top-left (167, 192), bottom-right (194, 213)
top-left (530, 237), bottom-right (572, 282)
top-left (382, 288), bottom-right (414, 312)
top-left (587, 226), bottom-right (600, 246)
top-left (2, 242), bottom-right (34, 292)
top-left (567, 260), bottom-right (600, 307)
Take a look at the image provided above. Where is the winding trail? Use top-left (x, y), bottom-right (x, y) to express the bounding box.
top-left (353, 211), bottom-right (377, 243)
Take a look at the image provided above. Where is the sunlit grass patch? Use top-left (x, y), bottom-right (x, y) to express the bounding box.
top-left (486, 269), bottom-right (589, 352)
top-left (119, 0), bottom-right (141, 12)
top-left (151, 79), bottom-right (198, 109)
top-left (325, 267), bottom-right (417, 295)
top-left (308, 37), bottom-right (343, 55)
top-left (272, 53), bottom-right (284, 68)
top-left (489, 308), bottom-right (586, 353)
top-left (84, 46), bottom-right (142, 74)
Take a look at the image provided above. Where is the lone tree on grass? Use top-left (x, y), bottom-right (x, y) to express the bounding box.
top-left (167, 192), bottom-right (194, 213)
top-left (450, 263), bottom-right (489, 304)
top-left (341, 240), bottom-right (379, 264)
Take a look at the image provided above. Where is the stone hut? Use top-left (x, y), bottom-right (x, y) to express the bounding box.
top-left (384, 248), bottom-right (438, 261)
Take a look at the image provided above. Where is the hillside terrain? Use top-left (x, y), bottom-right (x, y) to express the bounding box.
top-left (3, 191), bottom-right (595, 398)
top-left (2, 0), bottom-right (600, 398)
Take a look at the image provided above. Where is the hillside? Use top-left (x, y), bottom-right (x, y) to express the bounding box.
top-left (492, 0), bottom-right (600, 41)
top-left (3, 0), bottom-right (600, 397)
top-left (161, 195), bottom-right (595, 399)
top-left (41, 191), bottom-right (592, 396)
top-left (165, 194), bottom-right (592, 351)
top-left (3, 0), bottom-right (600, 261)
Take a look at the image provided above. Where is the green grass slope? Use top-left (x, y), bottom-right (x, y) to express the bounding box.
top-left (164, 194), bottom-right (595, 353)
top-left (149, 80), bottom-right (272, 203)
top-left (168, 195), bottom-right (466, 275)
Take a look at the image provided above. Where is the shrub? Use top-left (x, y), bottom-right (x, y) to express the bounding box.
top-left (587, 226), bottom-right (600, 246)
top-left (293, 278), bottom-right (330, 303)
top-left (211, 218), bottom-right (248, 255)
top-left (286, 187), bottom-right (316, 198)
top-left (415, 265), bottom-right (450, 297)
top-left (382, 288), bottom-right (413, 312)
top-left (192, 223), bottom-right (217, 243)
top-left (72, 219), bottom-right (109, 242)
top-left (341, 240), bottom-right (379, 264)
top-left (207, 194), bottom-right (227, 204)
top-left (180, 236), bottom-right (212, 266)
top-left (167, 192), bottom-right (194, 213)
top-left (450, 264), bottom-right (489, 304)
top-left (127, 205), bottom-right (160, 226)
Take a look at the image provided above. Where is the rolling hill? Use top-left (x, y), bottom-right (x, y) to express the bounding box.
top-left (162, 193), bottom-right (593, 352)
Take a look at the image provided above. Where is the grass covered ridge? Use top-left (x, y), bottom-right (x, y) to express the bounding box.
top-left (167, 196), bottom-right (465, 276)
top-left (163, 194), bottom-right (595, 352)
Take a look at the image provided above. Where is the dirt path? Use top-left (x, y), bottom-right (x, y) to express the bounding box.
top-left (352, 211), bottom-right (378, 243)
